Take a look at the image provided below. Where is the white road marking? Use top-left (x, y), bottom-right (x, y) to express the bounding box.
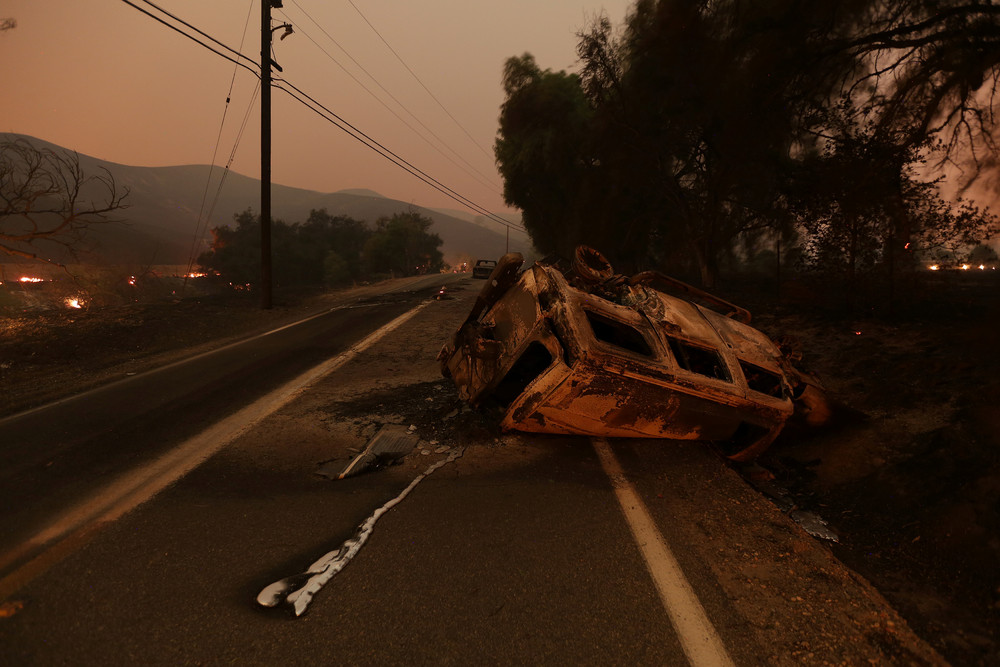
top-left (591, 437), bottom-right (735, 667)
top-left (0, 301), bottom-right (431, 597)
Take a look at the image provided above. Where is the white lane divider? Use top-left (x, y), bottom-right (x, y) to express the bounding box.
top-left (591, 437), bottom-right (735, 667)
top-left (0, 301), bottom-right (431, 598)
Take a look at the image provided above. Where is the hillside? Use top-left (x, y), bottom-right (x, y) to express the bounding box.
top-left (1, 133), bottom-right (532, 268)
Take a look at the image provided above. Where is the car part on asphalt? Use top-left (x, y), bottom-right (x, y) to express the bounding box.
top-left (439, 246), bottom-right (830, 461)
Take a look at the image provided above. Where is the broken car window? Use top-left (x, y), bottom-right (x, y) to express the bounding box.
top-left (666, 336), bottom-right (732, 382)
top-left (585, 310), bottom-right (654, 357)
top-left (739, 361), bottom-right (785, 398)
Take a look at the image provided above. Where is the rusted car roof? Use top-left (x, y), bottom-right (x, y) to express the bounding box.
top-left (439, 247), bottom-right (828, 461)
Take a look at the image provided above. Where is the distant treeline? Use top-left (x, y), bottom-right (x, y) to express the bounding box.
top-left (197, 208), bottom-right (444, 288)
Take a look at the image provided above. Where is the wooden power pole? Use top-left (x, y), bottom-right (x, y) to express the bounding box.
top-left (260, 0), bottom-right (276, 309)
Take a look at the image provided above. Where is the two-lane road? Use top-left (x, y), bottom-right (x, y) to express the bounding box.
top-left (0, 274), bottom-right (461, 579)
top-left (0, 275), bottom-right (943, 665)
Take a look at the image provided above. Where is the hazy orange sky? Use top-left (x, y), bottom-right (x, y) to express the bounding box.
top-left (1, 0), bottom-right (635, 217)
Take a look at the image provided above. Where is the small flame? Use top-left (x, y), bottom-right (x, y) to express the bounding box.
top-left (18, 276), bottom-right (44, 283)
top-left (929, 264), bottom-right (939, 271)
top-left (64, 297), bottom-right (84, 309)
top-left (187, 272), bottom-right (206, 278)
top-left (128, 276), bottom-right (137, 286)
top-left (961, 264), bottom-right (970, 270)
top-left (979, 264), bottom-right (985, 270)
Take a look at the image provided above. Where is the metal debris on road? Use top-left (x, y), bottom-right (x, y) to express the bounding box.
top-left (439, 246), bottom-right (831, 460)
top-left (319, 424), bottom-right (419, 480)
top-left (257, 447), bottom-right (465, 616)
top-left (789, 509), bottom-right (840, 542)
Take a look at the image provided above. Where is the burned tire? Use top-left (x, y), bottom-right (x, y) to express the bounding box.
top-left (573, 245), bottom-right (614, 283)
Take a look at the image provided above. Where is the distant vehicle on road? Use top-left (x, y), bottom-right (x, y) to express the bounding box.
top-left (472, 259), bottom-right (497, 279)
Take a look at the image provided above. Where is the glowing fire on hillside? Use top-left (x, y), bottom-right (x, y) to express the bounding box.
top-left (18, 276), bottom-right (44, 283)
top-left (64, 296), bottom-right (85, 309)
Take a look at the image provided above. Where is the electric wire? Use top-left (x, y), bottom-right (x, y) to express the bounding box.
top-left (203, 80), bottom-right (263, 237)
top-left (345, 0), bottom-right (495, 160)
top-left (274, 80), bottom-right (515, 229)
top-left (185, 0), bottom-right (259, 278)
top-left (283, 1), bottom-right (502, 192)
top-left (275, 79), bottom-right (522, 231)
top-left (138, 0), bottom-right (256, 66)
top-left (278, 7), bottom-right (501, 193)
top-left (120, 0), bottom-right (259, 79)
top-left (278, 78), bottom-right (522, 231)
top-left (119, 0), bottom-right (524, 234)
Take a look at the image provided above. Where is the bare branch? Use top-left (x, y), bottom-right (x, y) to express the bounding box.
top-left (0, 138), bottom-right (129, 264)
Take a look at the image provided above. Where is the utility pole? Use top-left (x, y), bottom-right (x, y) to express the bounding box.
top-left (260, 1), bottom-right (275, 309)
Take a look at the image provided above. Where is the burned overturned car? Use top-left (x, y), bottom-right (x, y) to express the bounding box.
top-left (439, 247), bottom-right (830, 461)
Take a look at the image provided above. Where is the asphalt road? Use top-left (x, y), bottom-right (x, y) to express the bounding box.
top-left (0, 276), bottom-right (944, 666)
top-left (0, 275), bottom-right (457, 575)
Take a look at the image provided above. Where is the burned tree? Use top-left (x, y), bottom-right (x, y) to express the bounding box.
top-left (0, 137), bottom-right (129, 265)
top-left (844, 2), bottom-right (1000, 168)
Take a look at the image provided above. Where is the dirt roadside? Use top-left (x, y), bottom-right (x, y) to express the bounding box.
top-left (740, 272), bottom-right (1000, 667)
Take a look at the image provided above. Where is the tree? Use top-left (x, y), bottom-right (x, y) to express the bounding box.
top-left (495, 1), bottom-right (1000, 288)
top-left (198, 209), bottom-right (372, 288)
top-left (198, 209), bottom-right (262, 285)
top-left (300, 209), bottom-right (370, 281)
top-left (0, 137), bottom-right (128, 265)
top-left (842, 1), bottom-right (1000, 172)
top-left (497, 1), bottom-right (859, 284)
top-left (495, 54), bottom-right (595, 259)
top-left (362, 211), bottom-right (443, 276)
top-left (198, 209), bottom-right (445, 287)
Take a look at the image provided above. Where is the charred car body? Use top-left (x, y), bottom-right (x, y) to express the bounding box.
top-left (439, 247), bottom-right (829, 461)
top-left (472, 259), bottom-right (498, 279)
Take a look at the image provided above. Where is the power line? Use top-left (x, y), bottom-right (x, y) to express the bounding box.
top-left (138, 0), bottom-right (256, 66)
top-left (283, 1), bottom-right (502, 192)
top-left (120, 0), bottom-right (259, 79)
top-left (186, 0), bottom-right (258, 277)
top-left (119, 0), bottom-right (524, 234)
top-left (345, 0), bottom-right (495, 161)
top-left (275, 79), bottom-right (520, 230)
top-left (200, 80), bottom-right (263, 249)
top-left (278, 7), bottom-right (501, 193)
top-left (275, 78), bottom-right (523, 231)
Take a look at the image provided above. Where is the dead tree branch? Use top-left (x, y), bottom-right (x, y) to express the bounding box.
top-left (0, 138), bottom-right (129, 266)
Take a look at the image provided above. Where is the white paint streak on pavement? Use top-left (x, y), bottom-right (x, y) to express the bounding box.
top-left (257, 447), bottom-right (466, 616)
top-left (591, 437), bottom-right (735, 667)
top-left (0, 301), bottom-right (431, 597)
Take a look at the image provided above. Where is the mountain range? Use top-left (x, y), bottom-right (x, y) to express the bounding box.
top-left (1, 133), bottom-right (531, 268)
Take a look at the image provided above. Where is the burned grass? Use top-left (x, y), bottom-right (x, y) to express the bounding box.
top-left (736, 271), bottom-right (1000, 666)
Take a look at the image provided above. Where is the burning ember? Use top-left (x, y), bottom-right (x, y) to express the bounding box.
top-left (64, 296), bottom-right (85, 309)
top-left (929, 264), bottom-right (939, 271)
top-left (128, 276), bottom-right (137, 286)
top-left (186, 272), bottom-right (206, 278)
